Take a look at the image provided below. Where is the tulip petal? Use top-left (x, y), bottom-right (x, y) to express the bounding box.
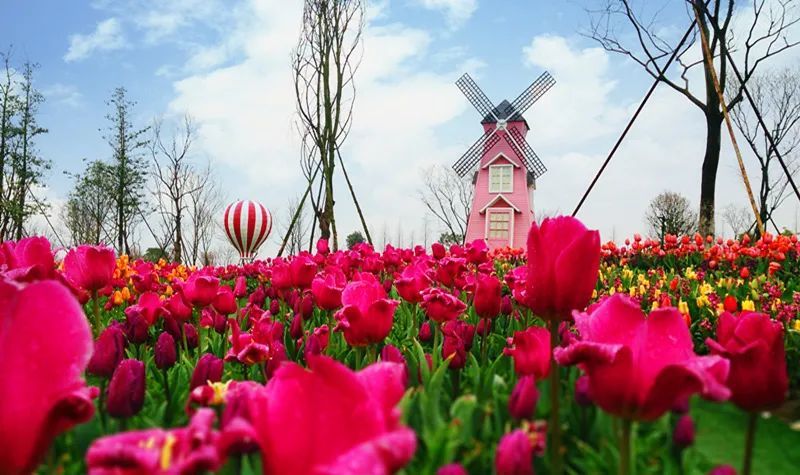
top-left (0, 280), bottom-right (94, 472)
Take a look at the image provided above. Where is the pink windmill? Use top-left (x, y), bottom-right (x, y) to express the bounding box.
top-left (454, 72), bottom-right (555, 249)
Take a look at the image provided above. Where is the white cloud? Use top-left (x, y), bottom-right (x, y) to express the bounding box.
top-left (416, 0), bottom-right (478, 28)
top-left (64, 18), bottom-right (128, 62)
top-left (166, 0), bottom-right (474, 255)
top-left (41, 83), bottom-right (83, 108)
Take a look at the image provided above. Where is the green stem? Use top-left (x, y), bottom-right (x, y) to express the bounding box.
top-left (549, 318), bottom-right (563, 475)
top-left (162, 368), bottom-right (172, 426)
top-left (620, 418), bottom-right (633, 475)
top-left (98, 379), bottom-right (107, 434)
top-left (92, 290), bottom-right (101, 335)
top-left (743, 412), bottom-right (758, 475)
top-left (480, 318), bottom-right (489, 366)
top-left (433, 322), bottom-right (442, 368)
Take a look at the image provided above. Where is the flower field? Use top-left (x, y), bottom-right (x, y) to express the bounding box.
top-left (1, 217), bottom-right (799, 475)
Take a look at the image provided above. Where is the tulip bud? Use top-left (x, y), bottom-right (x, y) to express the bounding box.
top-left (419, 321), bottom-right (432, 342)
top-left (476, 318), bottom-right (491, 337)
top-left (380, 344), bottom-right (405, 365)
top-left (183, 323), bottom-right (199, 349)
top-left (671, 395), bottom-right (690, 414)
top-left (124, 308), bottom-right (149, 345)
top-left (233, 276), bottom-right (248, 298)
top-left (672, 414), bottom-right (695, 449)
top-left (190, 353), bottom-right (224, 390)
top-left (509, 375), bottom-right (539, 420)
top-left (474, 274), bottom-right (502, 319)
top-left (269, 299), bottom-right (280, 316)
top-left (437, 463), bottom-right (468, 475)
top-left (106, 359), bottom-right (145, 418)
top-left (154, 332), bottom-right (177, 369)
top-left (300, 294), bottom-right (314, 320)
top-left (500, 295), bottom-right (513, 315)
top-left (574, 375), bottom-right (593, 406)
top-left (431, 242), bottom-right (446, 259)
top-left (87, 326), bottom-right (127, 378)
top-left (249, 287), bottom-right (266, 307)
top-left (495, 429), bottom-right (533, 475)
top-left (290, 313), bottom-right (304, 340)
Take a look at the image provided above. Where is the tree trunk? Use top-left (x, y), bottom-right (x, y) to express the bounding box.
top-left (699, 110), bottom-right (722, 235)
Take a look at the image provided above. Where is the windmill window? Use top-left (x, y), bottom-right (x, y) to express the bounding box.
top-left (489, 165), bottom-right (513, 193)
top-left (487, 210), bottom-right (511, 240)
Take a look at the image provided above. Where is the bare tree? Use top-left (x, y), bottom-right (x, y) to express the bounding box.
top-left (150, 115), bottom-right (204, 263)
top-left (586, 0), bottom-right (800, 235)
top-left (276, 196), bottom-right (310, 256)
top-left (293, 0), bottom-right (364, 250)
top-left (721, 203), bottom-right (754, 236)
top-left (185, 166), bottom-right (223, 266)
top-left (729, 67), bottom-right (800, 231)
top-left (418, 164), bottom-right (473, 245)
top-left (644, 190), bottom-right (698, 240)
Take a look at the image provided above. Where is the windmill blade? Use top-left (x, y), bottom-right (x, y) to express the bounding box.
top-left (509, 71), bottom-right (555, 116)
top-left (452, 129), bottom-right (501, 177)
top-left (506, 127), bottom-right (547, 180)
top-left (456, 73), bottom-right (498, 120)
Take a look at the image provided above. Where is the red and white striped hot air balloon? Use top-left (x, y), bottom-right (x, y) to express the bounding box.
top-left (223, 200), bottom-right (272, 262)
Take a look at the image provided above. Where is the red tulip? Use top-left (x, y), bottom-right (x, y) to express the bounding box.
top-left (0, 280), bottom-right (96, 473)
top-left (63, 244), bottom-right (116, 292)
top-left (437, 464), bottom-right (468, 475)
top-left (419, 321), bottom-right (433, 342)
top-left (395, 262), bottom-right (432, 304)
top-left (312, 266), bottom-right (346, 310)
top-left (442, 320), bottom-right (475, 369)
top-left (190, 353), bottom-right (224, 390)
top-left (706, 312), bottom-right (788, 412)
top-left (183, 274), bottom-right (220, 307)
top-left (495, 429), bottom-right (534, 475)
top-left (316, 238), bottom-right (330, 255)
top-left (431, 242), bottom-right (446, 260)
top-left (247, 356), bottom-right (416, 474)
top-left (504, 326), bottom-right (551, 379)
top-left (509, 375), bottom-right (539, 420)
top-left (465, 239), bottom-right (489, 264)
top-left (213, 286), bottom-right (238, 315)
top-left (673, 414), bottom-right (695, 448)
top-left (526, 216), bottom-right (600, 320)
top-left (87, 325), bottom-right (127, 378)
top-left (127, 291), bottom-right (166, 326)
top-left (474, 273), bottom-right (502, 319)
top-left (87, 408), bottom-right (220, 473)
top-left (420, 287), bottom-right (466, 323)
top-left (335, 274), bottom-right (399, 346)
top-left (165, 293), bottom-right (193, 321)
top-left (289, 254), bottom-right (317, 288)
top-left (723, 295), bottom-right (738, 313)
top-left (555, 294), bottom-right (730, 421)
top-left (155, 332), bottom-right (177, 369)
top-left (106, 359), bottom-right (146, 419)
top-left (233, 275), bottom-right (248, 298)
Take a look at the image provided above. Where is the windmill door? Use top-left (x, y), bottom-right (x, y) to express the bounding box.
top-left (485, 208), bottom-right (513, 248)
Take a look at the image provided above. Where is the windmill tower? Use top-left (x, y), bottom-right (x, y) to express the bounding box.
top-left (453, 72), bottom-right (555, 249)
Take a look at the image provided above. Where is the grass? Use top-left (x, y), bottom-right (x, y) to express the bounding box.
top-left (693, 399), bottom-right (800, 474)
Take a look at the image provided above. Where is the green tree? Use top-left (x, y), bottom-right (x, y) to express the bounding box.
top-left (346, 230), bottom-right (365, 249)
top-left (104, 87), bottom-right (150, 255)
top-left (63, 160), bottom-right (115, 245)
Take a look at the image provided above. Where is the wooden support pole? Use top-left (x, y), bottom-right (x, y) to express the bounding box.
top-left (336, 146), bottom-right (372, 245)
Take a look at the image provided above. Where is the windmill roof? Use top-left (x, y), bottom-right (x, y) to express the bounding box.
top-left (481, 100), bottom-right (526, 125)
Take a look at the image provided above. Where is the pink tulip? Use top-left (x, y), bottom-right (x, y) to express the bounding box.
top-left (1, 236), bottom-right (55, 281)
top-left (183, 274), bottom-right (220, 308)
top-left (706, 311), bottom-right (788, 412)
top-left (0, 280), bottom-right (96, 473)
top-left (473, 273), bottom-right (502, 319)
top-left (526, 216), bottom-right (600, 320)
top-left (165, 293), bottom-right (193, 321)
top-left (87, 408), bottom-right (220, 473)
top-left (233, 275), bottom-right (248, 298)
top-left (555, 294), bottom-right (730, 421)
top-left (395, 262), bottom-right (433, 304)
top-left (106, 359), bottom-right (146, 419)
top-left (442, 320), bottom-right (475, 369)
top-left (87, 325), bottom-right (127, 378)
top-left (190, 353), bottom-right (224, 390)
top-left (509, 375), bottom-right (539, 420)
top-left (495, 429), bottom-right (534, 475)
top-left (63, 244), bottom-right (116, 292)
top-left (420, 287), bottom-right (466, 323)
top-left (126, 291), bottom-right (166, 326)
top-left (504, 326), bottom-right (551, 379)
top-left (311, 266), bottom-right (347, 310)
top-left (335, 274), bottom-right (399, 346)
top-left (289, 254), bottom-right (317, 288)
top-left (248, 356), bottom-right (416, 474)
top-left (213, 286), bottom-right (238, 315)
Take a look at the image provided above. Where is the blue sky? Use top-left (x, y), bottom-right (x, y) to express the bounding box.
top-left (3, 0), bottom-right (799, 256)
